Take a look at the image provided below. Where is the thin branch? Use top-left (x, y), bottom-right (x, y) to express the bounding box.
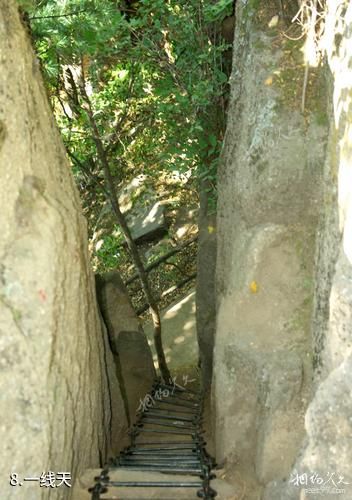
top-left (67, 150), bottom-right (109, 196)
top-left (125, 235), bottom-right (198, 285)
top-left (29, 10), bottom-right (89, 21)
top-left (164, 260), bottom-right (191, 277)
top-left (105, 71), bottom-right (136, 154)
top-left (56, 89), bottom-right (73, 123)
top-left (136, 273), bottom-right (197, 316)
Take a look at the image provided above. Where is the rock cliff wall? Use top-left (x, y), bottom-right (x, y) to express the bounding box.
top-left (196, 187), bottom-right (217, 388)
top-left (212, 1), bottom-right (352, 497)
top-left (0, 3), bottom-right (127, 498)
top-left (277, 2), bottom-right (352, 498)
top-left (212, 0), bottom-right (329, 495)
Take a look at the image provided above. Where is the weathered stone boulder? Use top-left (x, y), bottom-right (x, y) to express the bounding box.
top-left (0, 3), bottom-right (128, 499)
top-left (127, 202), bottom-right (168, 244)
top-left (96, 272), bottom-right (156, 423)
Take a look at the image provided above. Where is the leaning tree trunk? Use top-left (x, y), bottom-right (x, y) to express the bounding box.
top-left (80, 77), bottom-right (171, 383)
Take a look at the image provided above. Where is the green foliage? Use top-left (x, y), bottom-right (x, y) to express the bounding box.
top-left (20, 0), bottom-right (229, 270)
top-left (204, 0), bottom-right (234, 22)
top-left (95, 232), bottom-right (124, 271)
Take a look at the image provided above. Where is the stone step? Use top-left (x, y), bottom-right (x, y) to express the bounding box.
top-left (73, 468), bottom-right (238, 499)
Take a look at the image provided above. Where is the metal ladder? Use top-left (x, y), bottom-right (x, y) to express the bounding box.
top-left (88, 380), bottom-right (217, 499)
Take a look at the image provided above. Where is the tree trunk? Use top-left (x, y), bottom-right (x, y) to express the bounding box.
top-left (80, 78), bottom-right (171, 383)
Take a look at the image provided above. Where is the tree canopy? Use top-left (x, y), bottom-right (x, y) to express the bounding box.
top-left (19, 0), bottom-right (231, 304)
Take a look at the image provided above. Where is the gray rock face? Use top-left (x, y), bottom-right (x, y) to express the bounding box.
top-left (96, 272), bottom-right (156, 422)
top-left (127, 202), bottom-right (168, 244)
top-left (212, 1), bottom-right (352, 497)
top-left (255, 353), bottom-right (305, 484)
top-left (279, 359), bottom-right (352, 500)
top-left (0, 3), bottom-right (128, 499)
top-left (278, 3), bottom-right (352, 498)
top-left (196, 186), bottom-right (217, 388)
top-left (303, 355), bottom-right (352, 473)
top-left (212, 0), bottom-right (328, 493)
